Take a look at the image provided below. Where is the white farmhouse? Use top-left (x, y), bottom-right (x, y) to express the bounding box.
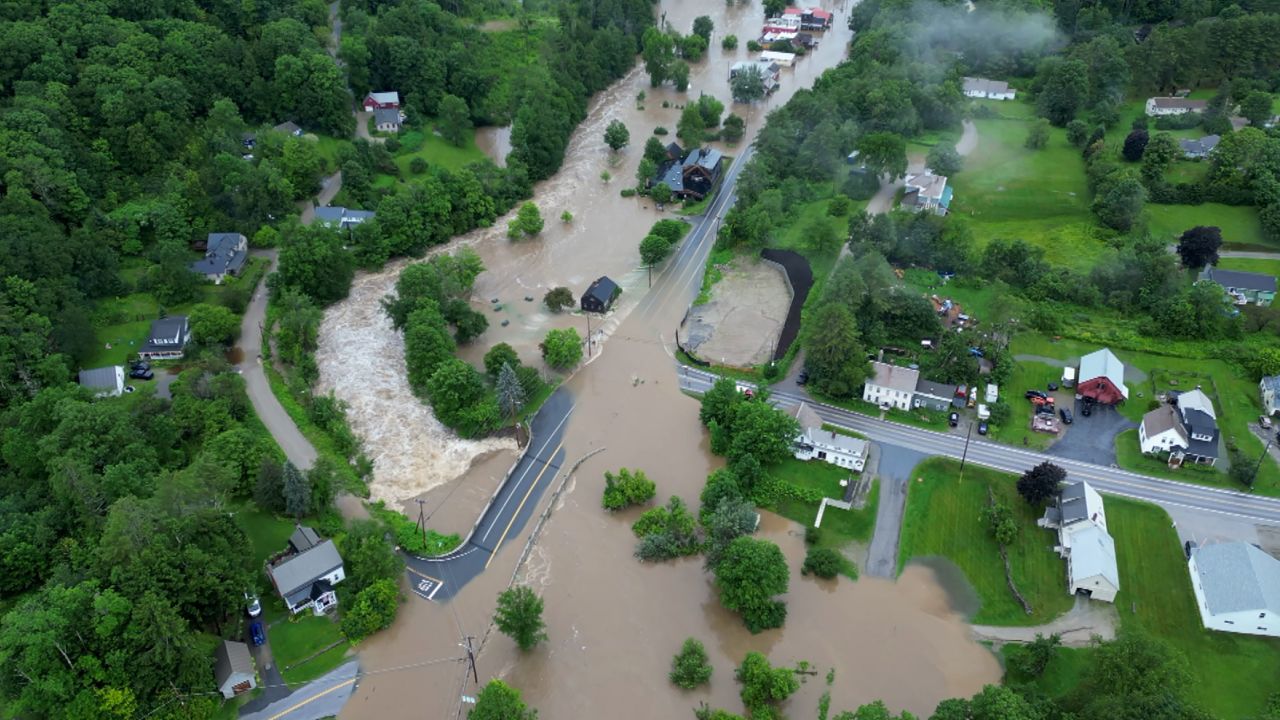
top-left (267, 526), bottom-right (346, 615)
top-left (790, 402), bottom-right (868, 471)
top-left (1188, 542), bottom-right (1280, 638)
top-left (1145, 97), bottom-right (1208, 116)
top-left (862, 361), bottom-right (919, 411)
top-left (1039, 480), bottom-right (1119, 602)
top-left (963, 77), bottom-right (1015, 100)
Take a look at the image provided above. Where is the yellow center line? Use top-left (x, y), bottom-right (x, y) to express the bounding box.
top-left (267, 677), bottom-right (356, 720)
top-left (485, 443), bottom-right (563, 569)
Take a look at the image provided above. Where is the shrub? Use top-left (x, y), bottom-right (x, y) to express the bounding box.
top-left (801, 547), bottom-right (842, 579)
top-left (721, 34), bottom-right (738, 50)
top-left (384, 137), bottom-right (401, 152)
top-left (543, 286), bottom-right (574, 312)
top-left (828, 195), bottom-right (852, 216)
top-left (654, 126), bottom-right (669, 135)
top-left (540, 327), bottom-right (582, 369)
top-left (409, 157), bottom-right (428, 174)
top-left (620, 188), bottom-right (637, 197)
top-left (602, 468), bottom-right (656, 510)
top-left (746, 40), bottom-right (762, 52)
top-left (670, 638), bottom-right (714, 689)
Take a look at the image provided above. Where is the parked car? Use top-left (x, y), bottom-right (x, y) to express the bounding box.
top-left (1081, 402), bottom-right (1092, 417)
top-left (1262, 415), bottom-right (1274, 430)
top-left (977, 421), bottom-right (989, 435)
top-left (249, 622), bottom-right (265, 646)
top-left (1036, 403), bottom-right (1056, 415)
top-left (129, 368), bottom-right (154, 380)
top-left (130, 360), bottom-right (150, 372)
top-left (1060, 408), bottom-right (1074, 424)
top-left (1025, 389), bottom-right (1048, 400)
top-left (796, 371), bottom-right (809, 385)
top-left (948, 412), bottom-right (959, 427)
top-left (245, 592), bottom-right (261, 618)
top-left (1047, 382), bottom-right (1058, 392)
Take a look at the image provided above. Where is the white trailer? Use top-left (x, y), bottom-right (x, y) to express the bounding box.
top-left (759, 50), bottom-right (796, 67)
top-left (1062, 366), bottom-right (1076, 388)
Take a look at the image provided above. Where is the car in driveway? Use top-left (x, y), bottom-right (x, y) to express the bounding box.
top-left (948, 412), bottom-right (959, 427)
top-left (249, 621), bottom-right (265, 646)
top-left (1025, 389), bottom-right (1048, 400)
top-left (1081, 398), bottom-right (1094, 417)
top-left (977, 421), bottom-right (989, 435)
top-left (796, 371), bottom-right (809, 385)
top-left (129, 367), bottom-right (154, 380)
top-left (245, 592), bottom-right (261, 618)
top-left (1060, 408), bottom-right (1074, 424)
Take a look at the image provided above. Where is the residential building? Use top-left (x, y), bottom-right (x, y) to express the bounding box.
top-left (373, 107), bottom-right (401, 133)
top-left (1145, 97), bottom-right (1208, 116)
top-left (1180, 134), bottom-right (1220, 159)
top-left (1198, 266), bottom-right (1276, 306)
top-left (314, 206), bottom-right (376, 230)
top-left (273, 121), bottom-right (303, 136)
top-left (1077, 348), bottom-right (1129, 404)
top-left (902, 172), bottom-right (952, 215)
top-left (791, 402), bottom-right (868, 471)
top-left (190, 233), bottom-right (248, 284)
top-left (138, 316), bottom-right (191, 360)
top-left (214, 640), bottom-right (257, 699)
top-left (651, 147), bottom-right (724, 201)
top-left (78, 366), bottom-right (125, 398)
top-left (362, 91), bottom-right (400, 112)
top-left (762, 14), bottom-right (801, 33)
top-left (962, 77), bottom-right (1015, 100)
top-left (1261, 375), bottom-right (1280, 416)
top-left (1039, 480), bottom-right (1119, 603)
top-left (862, 361), bottom-right (919, 411)
top-left (913, 377), bottom-right (958, 412)
top-left (581, 276), bottom-right (621, 313)
top-left (783, 6), bottom-right (833, 30)
top-left (1188, 542), bottom-right (1280, 638)
top-left (729, 61), bottom-right (781, 94)
top-left (1139, 388), bottom-right (1219, 466)
top-left (759, 50), bottom-right (796, 67)
top-left (267, 526), bottom-right (345, 615)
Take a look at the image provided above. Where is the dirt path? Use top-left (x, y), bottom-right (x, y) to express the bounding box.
top-left (969, 595), bottom-right (1118, 647)
top-left (956, 120), bottom-right (978, 157)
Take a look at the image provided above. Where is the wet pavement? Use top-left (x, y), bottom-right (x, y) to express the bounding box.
top-left (1045, 401), bottom-right (1136, 466)
top-left (242, 661), bottom-right (359, 720)
top-left (865, 444), bottom-right (929, 578)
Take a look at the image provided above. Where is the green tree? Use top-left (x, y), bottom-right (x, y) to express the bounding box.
top-left (702, 496), bottom-right (756, 568)
top-left (736, 651), bottom-right (799, 716)
top-left (677, 103), bottom-right (706, 146)
top-left (722, 114), bottom-right (745, 143)
top-left (856, 132), bottom-right (908, 180)
top-left (1141, 132), bottom-right (1180, 183)
top-left (693, 16), bottom-right (714, 41)
top-left (730, 64), bottom-right (765, 103)
top-left (543, 287), bottom-right (575, 313)
top-left (602, 468), bottom-right (657, 510)
top-left (643, 27), bottom-right (675, 86)
top-left (340, 578), bottom-right (400, 641)
top-left (637, 157), bottom-right (658, 189)
top-left (1036, 57), bottom-right (1089, 126)
top-left (634, 496), bottom-right (700, 560)
top-left (426, 359), bottom-right (499, 438)
top-left (1017, 462), bottom-right (1066, 506)
top-left (651, 183), bottom-right (674, 205)
top-left (680, 34), bottom-right (708, 62)
top-left (801, 547), bottom-right (844, 579)
top-left (604, 119), bottom-right (631, 151)
top-left (1013, 633), bottom-right (1061, 677)
top-left (804, 303), bottom-right (870, 398)
top-left (671, 637), bottom-right (714, 689)
top-left (470, 680), bottom-right (537, 720)
top-left (404, 300), bottom-right (456, 393)
top-left (497, 362), bottom-right (527, 425)
top-left (697, 94), bottom-right (725, 128)
top-left (188, 303), bottom-right (239, 346)
top-left (1240, 91), bottom-right (1274, 127)
top-left (1176, 226), bottom-right (1223, 269)
top-left (540, 327), bottom-right (583, 369)
top-left (437, 93), bottom-right (473, 147)
top-left (641, 233), bottom-right (673, 266)
top-left (282, 461), bottom-right (310, 518)
top-left (1025, 119), bottom-right (1051, 150)
top-left (1092, 176), bottom-right (1146, 231)
top-left (763, 0), bottom-right (787, 15)
top-left (715, 537), bottom-right (789, 632)
top-left (508, 202), bottom-right (545, 238)
top-left (926, 143), bottom-right (963, 176)
top-left (254, 459), bottom-right (285, 513)
top-left (722, 35), bottom-right (738, 50)
top-left (494, 586), bottom-right (547, 651)
top-left (1122, 129), bottom-right (1150, 161)
top-left (340, 519), bottom-right (403, 596)
top-left (726, 399), bottom-right (801, 467)
top-left (644, 136), bottom-right (668, 165)
top-left (671, 61), bottom-right (691, 93)
top-left (1066, 119), bottom-right (1090, 147)
top-left (981, 500), bottom-right (1018, 546)
top-left (484, 343), bottom-right (520, 379)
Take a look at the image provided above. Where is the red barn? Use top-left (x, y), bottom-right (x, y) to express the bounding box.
top-left (362, 91), bottom-right (400, 113)
top-left (1077, 348), bottom-right (1129, 405)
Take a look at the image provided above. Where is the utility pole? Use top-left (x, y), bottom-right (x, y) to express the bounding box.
top-left (1250, 434), bottom-right (1276, 490)
top-left (461, 635), bottom-right (478, 685)
top-left (958, 421), bottom-right (974, 484)
top-left (415, 498), bottom-right (428, 549)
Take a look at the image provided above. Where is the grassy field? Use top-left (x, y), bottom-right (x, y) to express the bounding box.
top-left (769, 458), bottom-right (879, 543)
top-left (394, 128), bottom-right (488, 175)
top-left (897, 458), bottom-right (1074, 625)
top-left (1147, 203), bottom-right (1267, 249)
top-left (988, 359), bottom-right (1059, 450)
top-left (311, 134), bottom-right (352, 173)
top-left (1106, 497), bottom-right (1280, 719)
top-left (1216, 257), bottom-right (1280, 278)
top-left (271, 614), bottom-right (350, 685)
top-left (237, 504), bottom-right (297, 568)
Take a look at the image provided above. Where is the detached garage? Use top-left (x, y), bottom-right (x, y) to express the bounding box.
top-left (214, 640), bottom-right (257, 699)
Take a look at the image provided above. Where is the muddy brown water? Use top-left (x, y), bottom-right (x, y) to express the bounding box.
top-left (338, 2), bottom-right (1001, 716)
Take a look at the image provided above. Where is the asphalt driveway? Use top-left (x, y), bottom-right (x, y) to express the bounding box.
top-left (1045, 400), bottom-right (1136, 466)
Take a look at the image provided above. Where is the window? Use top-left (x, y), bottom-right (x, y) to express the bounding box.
top-left (1225, 620), bottom-right (1234, 624)
top-left (817, 451), bottom-right (827, 460)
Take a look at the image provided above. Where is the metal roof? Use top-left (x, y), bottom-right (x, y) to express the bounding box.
top-left (1079, 348), bottom-right (1128, 399)
top-left (1065, 524), bottom-right (1120, 591)
top-left (914, 377), bottom-right (957, 400)
top-left (191, 233), bottom-right (247, 277)
top-left (373, 107), bottom-right (400, 125)
top-left (214, 640), bottom-right (254, 685)
top-left (1058, 480), bottom-right (1106, 529)
top-left (269, 539), bottom-right (343, 597)
top-left (1193, 542), bottom-right (1280, 616)
top-left (78, 366), bottom-right (122, 392)
top-left (1202, 267), bottom-right (1277, 294)
top-left (963, 77), bottom-right (1011, 95)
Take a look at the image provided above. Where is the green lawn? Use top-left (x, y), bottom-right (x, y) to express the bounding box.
top-left (395, 127), bottom-right (488, 174)
top-left (1165, 159), bottom-right (1210, 185)
top-left (897, 458), bottom-right (1074, 626)
top-left (1001, 645), bottom-right (1093, 697)
top-left (237, 504), bottom-right (297, 568)
top-left (768, 458), bottom-right (879, 544)
top-left (988, 359), bottom-right (1058, 450)
top-left (1107, 497), bottom-right (1280, 719)
top-left (311, 134), bottom-right (353, 173)
top-left (1147, 203), bottom-right (1267, 249)
top-left (1113, 428), bottom-right (1226, 485)
top-left (901, 270), bottom-right (1016, 324)
top-left (269, 614), bottom-right (350, 685)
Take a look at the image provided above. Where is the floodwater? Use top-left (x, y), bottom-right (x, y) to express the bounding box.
top-left (474, 125), bottom-right (511, 167)
top-left (336, 3), bottom-right (1001, 717)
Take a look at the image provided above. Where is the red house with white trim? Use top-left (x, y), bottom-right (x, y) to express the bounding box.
top-left (783, 6), bottom-right (833, 30)
top-left (362, 91), bottom-right (400, 113)
top-left (1077, 348), bottom-right (1129, 405)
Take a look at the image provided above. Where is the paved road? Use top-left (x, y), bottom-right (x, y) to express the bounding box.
top-left (402, 389), bottom-right (574, 602)
top-left (236, 250), bottom-right (319, 471)
top-left (679, 367), bottom-right (1280, 527)
top-left (241, 661), bottom-right (359, 720)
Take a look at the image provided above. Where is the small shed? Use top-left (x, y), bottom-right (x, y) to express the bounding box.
top-left (214, 640), bottom-right (257, 699)
top-left (581, 276), bottom-right (621, 314)
top-left (78, 366), bottom-right (125, 398)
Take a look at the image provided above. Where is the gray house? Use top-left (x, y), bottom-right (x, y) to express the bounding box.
top-left (267, 526), bottom-right (345, 615)
top-left (912, 377), bottom-right (958, 412)
top-left (214, 640), bottom-right (257, 699)
top-left (78, 366), bottom-right (124, 397)
top-left (314, 206), bottom-right (376, 230)
top-left (138, 316), bottom-right (191, 360)
top-left (273, 121), bottom-right (303, 136)
top-left (190, 233), bottom-right (248, 284)
top-left (1180, 135), bottom-right (1220, 159)
top-left (374, 107), bottom-right (401, 133)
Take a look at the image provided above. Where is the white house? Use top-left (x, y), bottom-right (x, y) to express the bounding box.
top-left (790, 402), bottom-right (869, 471)
top-left (1188, 542), bottom-right (1280, 638)
top-left (138, 316), bottom-right (191, 360)
top-left (373, 107), bottom-right (401, 133)
top-left (1139, 403), bottom-right (1187, 454)
top-left (963, 77), bottom-right (1015, 100)
top-left (267, 526), bottom-right (346, 615)
top-left (1039, 480), bottom-right (1119, 603)
top-left (78, 366), bottom-right (125, 397)
top-left (213, 640), bottom-right (257, 699)
top-left (863, 361), bottom-right (919, 411)
top-left (1145, 97), bottom-right (1208, 116)
top-left (1262, 376), bottom-right (1280, 416)
top-left (759, 50), bottom-right (796, 67)
top-left (901, 172), bottom-right (952, 215)
top-left (1138, 388), bottom-right (1219, 466)
top-left (313, 206), bottom-right (375, 230)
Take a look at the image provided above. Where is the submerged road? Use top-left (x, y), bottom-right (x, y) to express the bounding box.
top-left (678, 367), bottom-right (1280, 527)
top-left (402, 389), bottom-right (573, 602)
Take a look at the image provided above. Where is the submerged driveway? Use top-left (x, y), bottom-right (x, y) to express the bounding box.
top-left (403, 389), bottom-right (573, 602)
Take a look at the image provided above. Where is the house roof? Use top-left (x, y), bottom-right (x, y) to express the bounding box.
top-left (145, 316), bottom-right (188, 346)
top-left (914, 377), bottom-right (957, 400)
top-left (214, 640), bottom-right (254, 686)
top-left (1058, 480), bottom-right (1106, 529)
top-left (655, 159), bottom-right (684, 193)
top-left (1263, 376), bottom-right (1280, 394)
top-left (664, 142), bottom-right (684, 159)
top-left (904, 172), bottom-right (948, 201)
top-left (801, 427), bottom-right (868, 457)
top-left (1066, 524), bottom-right (1120, 590)
top-left (1201, 267), bottom-right (1278, 294)
top-left (1150, 97), bottom-right (1208, 111)
top-left (1176, 388), bottom-right (1216, 421)
top-left (1179, 135), bottom-right (1220, 154)
top-left (683, 147), bottom-right (722, 173)
top-left (269, 539), bottom-right (343, 597)
top-left (373, 107), bottom-right (400, 125)
top-left (963, 77), bottom-right (1011, 95)
top-left (313, 206), bottom-right (347, 223)
top-left (191, 233), bottom-right (247, 277)
top-left (584, 276), bottom-right (620, 306)
top-left (1142, 404), bottom-right (1188, 446)
top-left (868, 360), bottom-right (919, 394)
top-left (367, 91), bottom-right (399, 105)
top-left (274, 121), bottom-right (302, 134)
top-left (1079, 348), bottom-right (1128, 399)
top-left (1192, 542), bottom-right (1280, 617)
top-left (789, 402), bottom-right (824, 432)
top-left (78, 366), bottom-right (122, 391)
top-left (289, 525), bottom-right (322, 553)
